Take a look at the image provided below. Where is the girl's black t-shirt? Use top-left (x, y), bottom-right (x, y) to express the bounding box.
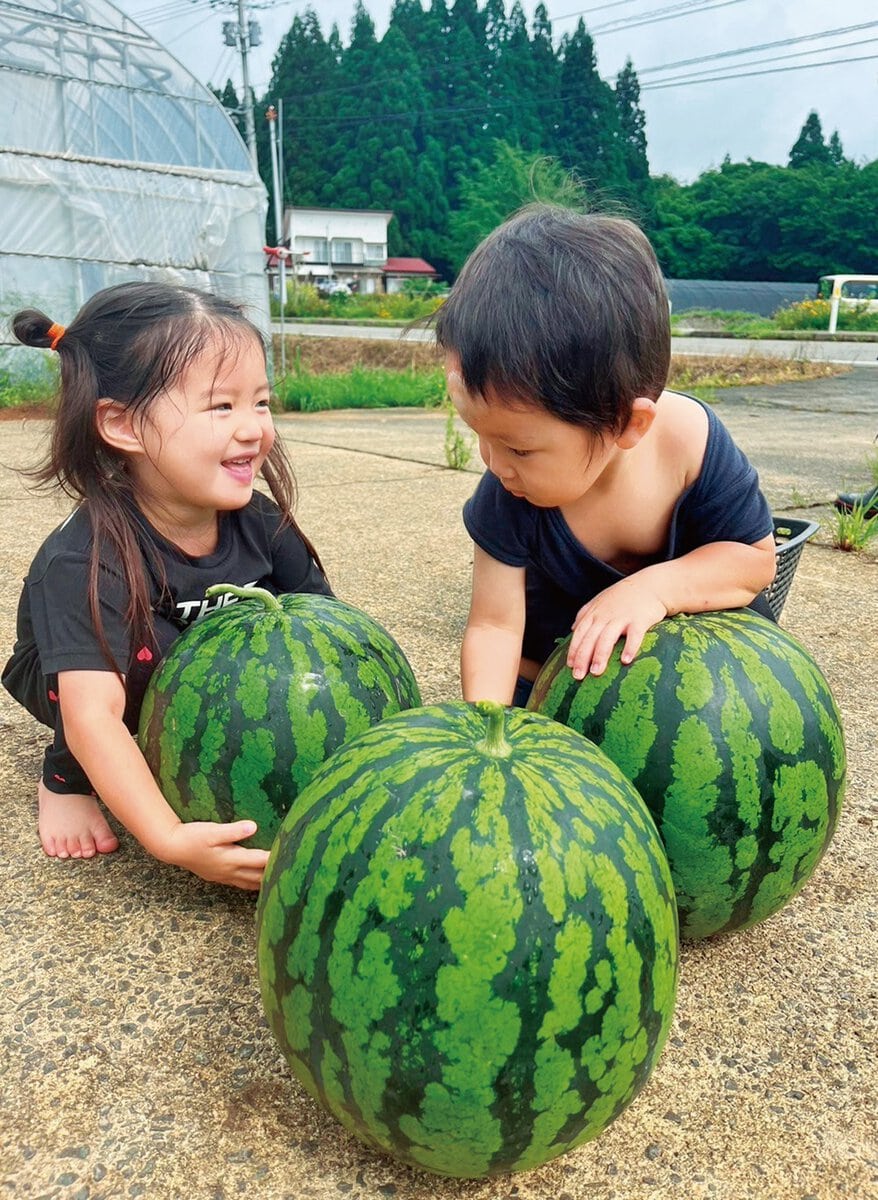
top-left (2, 492), bottom-right (331, 728)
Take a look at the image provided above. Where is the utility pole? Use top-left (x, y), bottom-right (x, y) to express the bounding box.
top-left (266, 105), bottom-right (286, 373)
top-left (237, 0), bottom-right (257, 166)
top-left (222, 1), bottom-right (260, 167)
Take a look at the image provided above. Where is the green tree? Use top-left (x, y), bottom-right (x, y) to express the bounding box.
top-left (556, 21), bottom-right (625, 194)
top-left (650, 174), bottom-right (729, 278)
top-left (488, 2), bottom-right (543, 151)
top-left (652, 155), bottom-right (878, 282)
top-left (211, 78), bottom-right (245, 141)
top-left (438, 11), bottom-right (491, 205)
top-left (323, 2), bottom-right (381, 208)
top-left (447, 140), bottom-right (588, 271)
top-left (614, 58), bottom-right (651, 217)
top-left (530, 4), bottom-right (560, 156)
top-left (828, 130), bottom-right (848, 168)
top-left (261, 9), bottom-right (341, 206)
top-left (327, 20), bottom-right (444, 260)
top-left (788, 111), bottom-right (833, 170)
top-left (388, 0), bottom-right (431, 53)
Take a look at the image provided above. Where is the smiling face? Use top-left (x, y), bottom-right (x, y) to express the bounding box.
top-left (446, 356), bottom-right (622, 509)
top-left (127, 332), bottom-right (275, 537)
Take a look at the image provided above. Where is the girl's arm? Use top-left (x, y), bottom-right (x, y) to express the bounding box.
top-left (567, 535), bottom-right (777, 679)
top-left (461, 546), bottom-right (527, 704)
top-left (57, 670), bottom-right (269, 890)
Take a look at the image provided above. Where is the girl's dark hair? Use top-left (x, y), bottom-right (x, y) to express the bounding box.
top-left (13, 281), bottom-right (323, 671)
top-left (433, 203), bottom-right (671, 435)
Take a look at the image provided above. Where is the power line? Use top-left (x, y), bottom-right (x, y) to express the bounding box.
top-left (163, 10), bottom-right (218, 47)
top-left (640, 35), bottom-right (878, 85)
top-left (591, 0), bottom-right (751, 36)
top-left (636, 20), bottom-right (878, 74)
top-left (641, 50), bottom-right (878, 91)
top-left (258, 2), bottom-right (863, 103)
top-left (275, 45), bottom-right (876, 131)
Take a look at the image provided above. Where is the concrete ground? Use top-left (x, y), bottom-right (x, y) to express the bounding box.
top-left (1, 367), bottom-right (876, 1199)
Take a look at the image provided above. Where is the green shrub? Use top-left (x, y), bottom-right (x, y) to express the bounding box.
top-left (278, 289), bottom-right (444, 323)
top-left (0, 365), bottom-right (58, 410)
top-left (271, 283), bottom-right (330, 320)
top-left (773, 298), bottom-right (878, 332)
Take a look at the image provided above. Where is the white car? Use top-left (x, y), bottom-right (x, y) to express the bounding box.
top-left (316, 279), bottom-right (351, 296)
top-left (817, 274), bottom-right (878, 309)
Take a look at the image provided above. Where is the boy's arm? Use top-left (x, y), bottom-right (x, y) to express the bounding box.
top-left (568, 535), bottom-right (777, 679)
top-left (58, 670), bottom-right (269, 889)
top-left (461, 545), bottom-right (526, 704)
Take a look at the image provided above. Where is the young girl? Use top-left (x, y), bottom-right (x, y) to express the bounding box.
top-left (434, 205), bottom-right (778, 707)
top-left (3, 282), bottom-right (331, 889)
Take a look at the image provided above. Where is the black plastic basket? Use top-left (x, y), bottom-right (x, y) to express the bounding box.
top-left (764, 517), bottom-right (819, 620)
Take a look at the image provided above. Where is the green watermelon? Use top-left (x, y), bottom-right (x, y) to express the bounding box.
top-left (138, 585), bottom-right (421, 849)
top-left (256, 701), bottom-right (678, 1178)
top-left (528, 610), bottom-right (846, 940)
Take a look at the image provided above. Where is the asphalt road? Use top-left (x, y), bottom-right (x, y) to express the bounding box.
top-left (273, 320), bottom-right (878, 365)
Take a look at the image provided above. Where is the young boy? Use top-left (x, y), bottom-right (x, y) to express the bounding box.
top-left (434, 204), bottom-right (777, 707)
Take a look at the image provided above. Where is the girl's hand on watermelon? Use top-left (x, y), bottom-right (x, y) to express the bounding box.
top-left (159, 820), bottom-right (270, 890)
top-left (569, 580), bottom-right (667, 678)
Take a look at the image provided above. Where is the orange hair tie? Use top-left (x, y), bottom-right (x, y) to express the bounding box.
top-left (47, 323), bottom-right (66, 351)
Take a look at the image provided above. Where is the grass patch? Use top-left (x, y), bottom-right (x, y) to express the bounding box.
top-left (274, 364), bottom-right (447, 412)
top-left (672, 302), bottom-right (878, 337)
top-left (671, 308), bottom-right (776, 337)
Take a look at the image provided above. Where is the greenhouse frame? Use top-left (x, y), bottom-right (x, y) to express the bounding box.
top-left (0, 0), bottom-right (269, 375)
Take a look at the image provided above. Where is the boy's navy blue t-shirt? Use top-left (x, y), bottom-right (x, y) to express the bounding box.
top-left (462, 398), bottom-right (774, 666)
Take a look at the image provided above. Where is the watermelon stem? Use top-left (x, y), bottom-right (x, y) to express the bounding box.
top-left (204, 583), bottom-right (283, 610)
top-left (473, 701), bottom-right (513, 758)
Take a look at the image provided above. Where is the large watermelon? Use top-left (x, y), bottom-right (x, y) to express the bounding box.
top-left (528, 609), bottom-right (845, 940)
top-left (256, 701), bottom-right (678, 1178)
top-left (138, 585), bottom-right (421, 849)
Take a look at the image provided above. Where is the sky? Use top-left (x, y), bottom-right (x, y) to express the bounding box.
top-left (118, 0), bottom-right (877, 182)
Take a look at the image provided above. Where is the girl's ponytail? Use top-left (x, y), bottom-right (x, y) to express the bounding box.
top-left (12, 308), bottom-right (60, 352)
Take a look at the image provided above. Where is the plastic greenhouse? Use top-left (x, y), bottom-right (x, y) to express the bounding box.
top-left (0, 0), bottom-right (269, 378)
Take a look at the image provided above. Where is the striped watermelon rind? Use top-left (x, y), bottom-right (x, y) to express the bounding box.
top-left (138, 587), bottom-right (421, 849)
top-left (528, 609), bottom-right (846, 940)
top-left (256, 701), bottom-right (679, 1178)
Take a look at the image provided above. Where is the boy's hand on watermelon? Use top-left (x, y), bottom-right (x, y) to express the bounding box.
top-left (158, 820), bottom-right (270, 890)
top-left (569, 579), bottom-right (667, 678)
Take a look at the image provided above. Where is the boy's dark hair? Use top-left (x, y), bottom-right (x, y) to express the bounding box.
top-left (13, 281), bottom-right (323, 673)
top-left (434, 204), bottom-right (671, 435)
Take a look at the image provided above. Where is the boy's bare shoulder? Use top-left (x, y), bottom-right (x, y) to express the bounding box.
top-left (656, 390), bottom-right (709, 483)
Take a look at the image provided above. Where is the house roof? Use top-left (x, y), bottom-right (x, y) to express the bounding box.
top-left (285, 206), bottom-right (394, 218)
top-left (384, 257), bottom-right (439, 276)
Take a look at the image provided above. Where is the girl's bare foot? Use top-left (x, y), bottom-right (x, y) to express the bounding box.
top-left (38, 781), bottom-right (120, 859)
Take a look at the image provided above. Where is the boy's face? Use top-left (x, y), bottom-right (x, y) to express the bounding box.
top-left (445, 356), bottom-right (618, 509)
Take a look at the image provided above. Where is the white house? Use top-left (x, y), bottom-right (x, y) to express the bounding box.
top-left (281, 206), bottom-right (393, 295)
